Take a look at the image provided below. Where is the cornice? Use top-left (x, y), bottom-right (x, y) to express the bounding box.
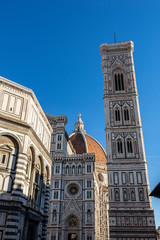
top-left (0, 113), bottom-right (52, 162)
top-left (46, 113), bottom-right (67, 125)
top-left (53, 153), bottom-right (95, 162)
top-left (100, 41), bottom-right (134, 55)
top-left (0, 76), bottom-right (52, 133)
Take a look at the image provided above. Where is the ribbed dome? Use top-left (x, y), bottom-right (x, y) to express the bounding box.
top-left (70, 114), bottom-right (107, 164)
top-left (69, 132), bottom-right (107, 165)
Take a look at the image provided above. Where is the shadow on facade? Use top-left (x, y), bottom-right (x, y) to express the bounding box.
top-left (0, 134), bottom-right (50, 240)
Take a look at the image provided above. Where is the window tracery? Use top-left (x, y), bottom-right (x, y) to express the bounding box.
top-left (114, 72), bottom-right (124, 91)
top-left (115, 108), bottom-right (121, 122)
top-left (124, 108), bottom-right (130, 121)
top-left (117, 138), bottom-right (123, 154)
top-left (126, 138), bottom-right (134, 155)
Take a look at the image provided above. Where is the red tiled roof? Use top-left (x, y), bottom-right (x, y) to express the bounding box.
top-left (69, 132), bottom-right (107, 165)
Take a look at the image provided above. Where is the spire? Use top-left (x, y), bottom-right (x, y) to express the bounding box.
top-left (73, 113), bottom-right (86, 133)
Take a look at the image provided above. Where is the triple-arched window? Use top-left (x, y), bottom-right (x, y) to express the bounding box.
top-left (115, 73), bottom-right (124, 91)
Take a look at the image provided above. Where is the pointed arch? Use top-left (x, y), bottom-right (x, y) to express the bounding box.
top-left (122, 103), bottom-right (130, 123)
top-left (115, 135), bottom-right (124, 158)
top-left (126, 136), bottom-right (134, 156)
top-left (113, 103), bottom-right (121, 123)
top-left (113, 68), bottom-right (125, 92)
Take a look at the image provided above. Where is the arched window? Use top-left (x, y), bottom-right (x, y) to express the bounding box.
top-left (115, 109), bottom-right (121, 122)
top-left (115, 73), bottom-right (124, 91)
top-left (117, 139), bottom-right (123, 154)
top-left (127, 139), bottom-right (133, 154)
top-left (124, 108), bottom-right (130, 121)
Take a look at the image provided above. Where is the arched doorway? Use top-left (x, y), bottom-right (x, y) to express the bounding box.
top-left (63, 215), bottom-right (80, 240)
top-left (68, 233), bottom-right (77, 240)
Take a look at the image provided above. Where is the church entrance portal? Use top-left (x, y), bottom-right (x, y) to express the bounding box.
top-left (68, 233), bottom-right (77, 240)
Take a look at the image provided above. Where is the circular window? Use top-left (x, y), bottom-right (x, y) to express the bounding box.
top-left (68, 184), bottom-right (79, 196)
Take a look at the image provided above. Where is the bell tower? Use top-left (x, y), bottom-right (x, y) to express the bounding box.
top-left (100, 41), bottom-right (157, 240)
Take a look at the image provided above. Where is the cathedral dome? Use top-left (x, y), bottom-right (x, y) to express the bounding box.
top-left (69, 114), bottom-right (107, 165)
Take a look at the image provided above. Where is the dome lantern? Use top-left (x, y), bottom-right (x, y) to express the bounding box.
top-left (73, 113), bottom-right (86, 134)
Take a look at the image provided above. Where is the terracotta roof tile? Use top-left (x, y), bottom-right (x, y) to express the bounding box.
top-left (69, 132), bottom-right (107, 165)
top-left (70, 133), bottom-right (87, 154)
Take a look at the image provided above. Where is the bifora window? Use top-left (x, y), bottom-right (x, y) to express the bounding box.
top-left (87, 164), bottom-right (91, 173)
top-left (115, 73), bottom-right (124, 91)
top-left (57, 134), bottom-right (62, 141)
top-left (115, 108), bottom-right (121, 122)
top-left (55, 165), bottom-right (60, 174)
top-left (124, 108), bottom-right (130, 121)
top-left (54, 191), bottom-right (58, 199)
top-left (55, 181), bottom-right (59, 188)
top-left (127, 139), bottom-right (133, 153)
top-left (117, 139), bottom-right (123, 154)
top-left (87, 191), bottom-right (92, 199)
top-left (87, 180), bottom-right (91, 188)
top-left (57, 143), bottom-right (61, 150)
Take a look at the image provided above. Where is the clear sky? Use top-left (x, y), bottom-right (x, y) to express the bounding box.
top-left (0, 0), bottom-right (160, 227)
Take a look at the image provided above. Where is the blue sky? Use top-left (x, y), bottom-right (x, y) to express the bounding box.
top-left (0, 0), bottom-right (160, 226)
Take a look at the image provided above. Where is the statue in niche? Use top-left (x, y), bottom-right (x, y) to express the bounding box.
top-left (139, 189), bottom-right (144, 201)
top-left (72, 166), bottom-right (75, 174)
top-left (52, 209), bottom-right (57, 222)
top-left (66, 166), bottom-right (69, 174)
top-left (115, 190), bottom-right (119, 201)
top-left (131, 190), bottom-right (135, 200)
top-left (87, 209), bottom-right (92, 223)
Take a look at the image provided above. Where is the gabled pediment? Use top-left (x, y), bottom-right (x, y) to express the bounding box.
top-left (0, 144), bottom-right (13, 152)
top-left (111, 58), bottom-right (126, 70)
top-left (64, 198), bottom-right (81, 217)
